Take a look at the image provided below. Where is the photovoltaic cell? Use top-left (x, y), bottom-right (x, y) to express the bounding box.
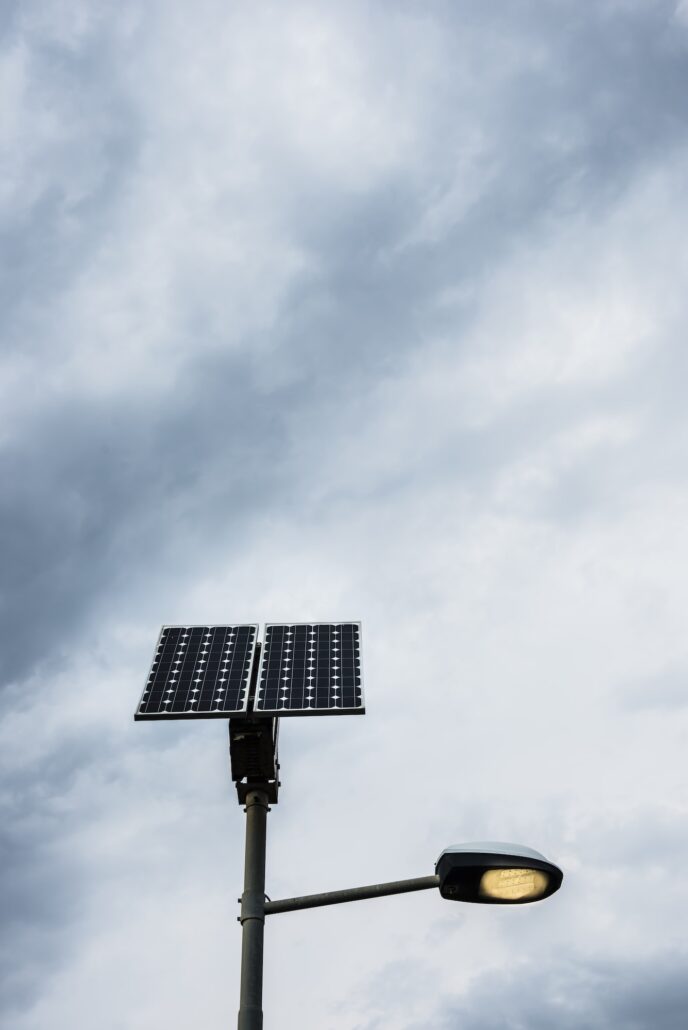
top-left (135, 625), bottom-right (258, 720)
top-left (254, 622), bottom-right (363, 715)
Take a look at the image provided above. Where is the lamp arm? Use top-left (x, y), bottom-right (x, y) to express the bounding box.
top-left (263, 874), bottom-right (439, 915)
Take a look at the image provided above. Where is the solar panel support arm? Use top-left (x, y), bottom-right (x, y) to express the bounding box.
top-left (263, 875), bottom-right (440, 915)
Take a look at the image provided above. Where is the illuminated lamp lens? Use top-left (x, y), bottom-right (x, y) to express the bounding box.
top-left (479, 867), bottom-right (549, 901)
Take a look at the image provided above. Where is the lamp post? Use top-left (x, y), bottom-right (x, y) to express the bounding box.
top-left (237, 790), bottom-right (270, 1030)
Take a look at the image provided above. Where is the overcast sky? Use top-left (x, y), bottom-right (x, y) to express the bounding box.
top-left (2, 2), bottom-right (688, 1028)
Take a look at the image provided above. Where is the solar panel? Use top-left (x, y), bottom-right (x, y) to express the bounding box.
top-left (135, 625), bottom-right (258, 720)
top-left (253, 623), bottom-right (364, 716)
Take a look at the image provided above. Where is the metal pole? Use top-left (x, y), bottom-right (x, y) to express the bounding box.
top-left (264, 875), bottom-right (440, 915)
top-left (237, 789), bottom-right (269, 1030)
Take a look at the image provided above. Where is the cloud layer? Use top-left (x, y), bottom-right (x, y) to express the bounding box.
top-left (2, 2), bottom-right (688, 1027)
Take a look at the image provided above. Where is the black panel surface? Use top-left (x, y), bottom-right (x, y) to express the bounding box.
top-left (254, 623), bottom-right (363, 715)
top-left (135, 625), bottom-right (257, 720)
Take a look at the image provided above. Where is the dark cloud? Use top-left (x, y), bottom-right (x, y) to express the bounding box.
top-left (3, 0), bottom-right (687, 693)
top-left (0, 19), bottom-right (143, 351)
top-left (408, 951), bottom-right (688, 1030)
top-left (0, 355), bottom-right (284, 685)
top-left (0, 729), bottom-right (102, 1009)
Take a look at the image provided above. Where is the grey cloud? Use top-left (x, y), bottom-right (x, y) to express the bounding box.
top-left (405, 951), bottom-right (688, 1030)
top-left (1, 23), bottom-right (142, 354)
top-left (0, 356), bottom-right (285, 686)
top-left (583, 810), bottom-right (688, 871)
top-left (1, 0), bottom-right (685, 736)
top-left (617, 667), bottom-right (688, 712)
top-left (2, 3), bottom-right (688, 1027)
top-left (0, 732), bottom-right (102, 1008)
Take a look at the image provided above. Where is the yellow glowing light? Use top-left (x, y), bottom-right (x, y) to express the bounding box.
top-left (479, 867), bottom-right (549, 901)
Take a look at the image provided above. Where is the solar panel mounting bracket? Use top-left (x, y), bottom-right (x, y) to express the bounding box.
top-left (229, 716), bottom-right (280, 804)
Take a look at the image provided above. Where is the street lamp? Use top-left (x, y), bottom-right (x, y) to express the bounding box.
top-left (262, 842), bottom-right (563, 915)
top-left (243, 817), bottom-right (562, 1029)
top-left (436, 842), bottom-right (563, 904)
top-left (135, 623), bottom-right (563, 1030)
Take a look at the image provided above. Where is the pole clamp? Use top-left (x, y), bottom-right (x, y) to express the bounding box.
top-left (239, 888), bottom-right (265, 925)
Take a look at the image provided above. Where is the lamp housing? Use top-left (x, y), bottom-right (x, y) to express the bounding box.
top-left (436, 842), bottom-right (563, 904)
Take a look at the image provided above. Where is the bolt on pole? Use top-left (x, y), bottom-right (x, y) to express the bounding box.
top-left (237, 789), bottom-right (269, 1030)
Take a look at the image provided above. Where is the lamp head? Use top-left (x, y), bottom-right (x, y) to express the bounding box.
top-left (436, 842), bottom-right (563, 904)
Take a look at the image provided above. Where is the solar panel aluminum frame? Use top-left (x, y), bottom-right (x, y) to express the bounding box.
top-left (134, 623), bottom-right (260, 721)
top-left (253, 621), bottom-right (365, 717)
